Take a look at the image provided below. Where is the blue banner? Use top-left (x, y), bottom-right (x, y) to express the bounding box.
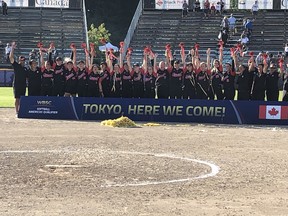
top-left (18, 96), bottom-right (288, 125)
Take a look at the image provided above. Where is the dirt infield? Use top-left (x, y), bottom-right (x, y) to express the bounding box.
top-left (1, 108), bottom-right (288, 216)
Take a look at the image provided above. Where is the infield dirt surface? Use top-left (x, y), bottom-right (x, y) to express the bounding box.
top-left (0, 108), bottom-right (288, 216)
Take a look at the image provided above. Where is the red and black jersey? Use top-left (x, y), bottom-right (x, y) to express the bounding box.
top-left (77, 68), bottom-right (88, 86)
top-left (53, 64), bottom-right (65, 84)
top-left (41, 68), bottom-right (54, 87)
top-left (156, 69), bottom-right (169, 87)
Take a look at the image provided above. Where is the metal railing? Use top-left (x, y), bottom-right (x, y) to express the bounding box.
top-left (123, 0), bottom-right (143, 52)
top-left (82, 0), bottom-right (89, 49)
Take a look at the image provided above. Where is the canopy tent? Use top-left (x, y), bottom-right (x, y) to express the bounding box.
top-left (98, 42), bottom-right (119, 52)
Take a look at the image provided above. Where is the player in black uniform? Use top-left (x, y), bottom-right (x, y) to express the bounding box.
top-left (63, 47), bottom-right (77, 97)
top-left (99, 61), bottom-right (111, 98)
top-left (169, 60), bottom-right (183, 99)
top-left (127, 56), bottom-right (144, 98)
top-left (195, 48), bottom-right (211, 100)
top-left (250, 60), bottom-right (268, 101)
top-left (142, 52), bottom-right (156, 98)
top-left (233, 54), bottom-right (253, 100)
top-left (9, 42), bottom-right (28, 114)
top-left (222, 60), bottom-right (236, 100)
top-left (183, 62), bottom-right (197, 99)
top-left (77, 51), bottom-right (89, 97)
top-left (27, 59), bottom-right (41, 96)
top-left (119, 51), bottom-right (132, 98)
top-left (109, 63), bottom-right (123, 98)
top-left (154, 53), bottom-right (170, 99)
top-left (266, 62), bottom-right (281, 101)
top-left (39, 50), bottom-right (53, 96)
top-left (51, 56), bottom-right (65, 96)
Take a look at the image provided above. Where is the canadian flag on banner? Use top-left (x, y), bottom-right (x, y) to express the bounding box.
top-left (259, 105), bottom-right (288, 120)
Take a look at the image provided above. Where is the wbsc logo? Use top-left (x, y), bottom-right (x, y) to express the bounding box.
top-left (37, 100), bottom-right (52, 106)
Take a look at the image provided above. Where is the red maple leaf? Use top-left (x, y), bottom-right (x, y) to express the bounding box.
top-left (268, 107), bottom-right (279, 116)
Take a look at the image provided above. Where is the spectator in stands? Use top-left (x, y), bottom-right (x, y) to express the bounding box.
top-left (5, 43), bottom-right (11, 63)
top-left (9, 42), bottom-right (28, 115)
top-left (284, 43), bottom-right (288, 60)
top-left (210, 3), bottom-right (216, 16)
top-left (2, 0), bottom-right (8, 16)
top-left (29, 49), bottom-right (38, 62)
top-left (255, 51), bottom-right (263, 66)
top-left (215, 2), bottom-right (221, 15)
top-left (203, 0), bottom-right (210, 19)
top-left (182, 0), bottom-right (189, 18)
top-left (240, 32), bottom-right (249, 51)
top-left (220, 0), bottom-right (225, 13)
top-left (221, 16), bottom-right (229, 33)
top-left (221, 30), bottom-right (229, 46)
top-left (251, 1), bottom-right (259, 20)
top-left (245, 19), bottom-right (253, 38)
top-left (228, 14), bottom-right (237, 35)
top-left (194, 0), bottom-right (201, 12)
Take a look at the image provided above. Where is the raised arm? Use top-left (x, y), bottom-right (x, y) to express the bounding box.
top-left (153, 54), bottom-right (158, 74)
top-left (126, 54), bottom-right (132, 72)
top-left (9, 42), bottom-right (16, 64)
top-left (39, 49), bottom-right (45, 68)
top-left (206, 48), bottom-right (211, 70)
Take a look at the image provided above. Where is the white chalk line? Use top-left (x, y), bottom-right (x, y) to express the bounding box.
top-left (0, 150), bottom-right (220, 187)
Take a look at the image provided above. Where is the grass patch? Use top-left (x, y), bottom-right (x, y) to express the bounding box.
top-left (0, 87), bottom-right (14, 107)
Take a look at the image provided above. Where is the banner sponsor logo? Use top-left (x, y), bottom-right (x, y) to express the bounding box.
top-left (18, 97), bottom-right (288, 125)
top-left (35, 0), bottom-right (69, 8)
top-left (259, 105), bottom-right (288, 120)
top-left (155, 0), bottom-right (184, 10)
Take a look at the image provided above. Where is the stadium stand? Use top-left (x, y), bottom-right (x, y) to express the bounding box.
top-left (0, 7), bottom-right (86, 68)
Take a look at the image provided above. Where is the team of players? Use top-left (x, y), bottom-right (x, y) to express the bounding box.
top-left (10, 42), bottom-right (288, 113)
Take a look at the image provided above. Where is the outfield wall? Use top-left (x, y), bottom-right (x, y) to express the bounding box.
top-left (18, 96), bottom-right (288, 125)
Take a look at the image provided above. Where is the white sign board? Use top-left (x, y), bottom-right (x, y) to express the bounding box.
top-left (155, 0), bottom-right (185, 9)
top-left (6, 0), bottom-right (29, 7)
top-left (281, 0), bottom-right (288, 9)
top-left (238, 0), bottom-right (272, 9)
top-left (35, 0), bottom-right (69, 8)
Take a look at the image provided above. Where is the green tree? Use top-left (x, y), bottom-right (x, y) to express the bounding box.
top-left (88, 23), bottom-right (111, 46)
top-left (88, 23), bottom-right (111, 62)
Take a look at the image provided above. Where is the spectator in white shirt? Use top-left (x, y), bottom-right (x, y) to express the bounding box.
top-left (251, 1), bottom-right (259, 19)
top-left (5, 43), bottom-right (11, 63)
top-left (228, 14), bottom-right (237, 35)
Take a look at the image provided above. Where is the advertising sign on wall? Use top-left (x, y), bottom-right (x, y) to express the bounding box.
top-left (5, 0), bottom-right (29, 7)
top-left (35, 0), bottom-right (69, 8)
top-left (155, 0), bottom-right (184, 9)
top-left (238, 0), bottom-right (273, 9)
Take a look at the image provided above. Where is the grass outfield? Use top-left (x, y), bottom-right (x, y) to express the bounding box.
top-left (0, 87), bottom-right (284, 108)
top-left (0, 87), bottom-right (14, 107)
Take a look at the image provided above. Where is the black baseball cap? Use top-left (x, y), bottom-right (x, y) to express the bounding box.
top-left (78, 60), bottom-right (85, 64)
top-left (133, 62), bottom-right (140, 67)
top-left (56, 56), bottom-right (62, 61)
top-left (19, 56), bottom-right (26, 61)
top-left (174, 60), bottom-right (180, 64)
top-left (186, 62), bottom-right (193, 66)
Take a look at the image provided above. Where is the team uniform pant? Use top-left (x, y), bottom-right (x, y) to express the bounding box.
top-left (156, 86), bottom-right (169, 99)
top-left (52, 83), bottom-right (65, 96)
